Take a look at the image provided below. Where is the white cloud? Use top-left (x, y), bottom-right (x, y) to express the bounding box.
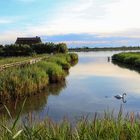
top-left (1, 0), bottom-right (140, 44)
top-left (23, 0), bottom-right (140, 36)
top-left (98, 28), bottom-right (140, 38)
top-left (0, 19), bottom-right (13, 24)
top-left (0, 30), bottom-right (27, 44)
top-left (56, 40), bottom-right (109, 45)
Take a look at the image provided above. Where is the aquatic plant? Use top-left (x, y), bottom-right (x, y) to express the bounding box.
top-left (112, 52), bottom-right (140, 67)
top-left (0, 53), bottom-right (78, 102)
top-left (1, 106), bottom-right (140, 140)
top-left (37, 61), bottom-right (65, 83)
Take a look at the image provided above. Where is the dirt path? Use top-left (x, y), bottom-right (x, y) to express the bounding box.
top-left (0, 56), bottom-right (49, 71)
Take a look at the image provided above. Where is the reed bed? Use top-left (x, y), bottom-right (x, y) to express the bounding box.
top-left (112, 52), bottom-right (140, 67)
top-left (1, 105), bottom-right (140, 140)
top-left (0, 53), bottom-right (78, 102)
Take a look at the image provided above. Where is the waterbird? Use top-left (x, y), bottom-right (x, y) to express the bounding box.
top-left (114, 93), bottom-right (126, 100)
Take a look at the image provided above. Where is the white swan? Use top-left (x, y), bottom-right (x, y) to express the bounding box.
top-left (114, 93), bottom-right (126, 99)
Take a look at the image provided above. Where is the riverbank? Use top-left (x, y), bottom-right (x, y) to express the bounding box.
top-left (0, 53), bottom-right (78, 102)
top-left (0, 108), bottom-right (139, 140)
top-left (69, 46), bottom-right (140, 52)
top-left (112, 52), bottom-right (140, 67)
top-left (0, 54), bottom-right (49, 66)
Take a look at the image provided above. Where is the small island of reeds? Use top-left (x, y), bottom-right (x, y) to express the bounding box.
top-left (112, 52), bottom-right (140, 68)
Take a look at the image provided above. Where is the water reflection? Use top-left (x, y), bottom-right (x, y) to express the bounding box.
top-left (112, 60), bottom-right (140, 74)
top-left (1, 51), bottom-right (140, 122)
top-left (0, 81), bottom-right (66, 119)
top-left (107, 56), bottom-right (111, 62)
top-left (114, 93), bottom-right (127, 104)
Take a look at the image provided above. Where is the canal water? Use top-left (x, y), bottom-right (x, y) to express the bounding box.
top-left (1, 51), bottom-right (140, 122)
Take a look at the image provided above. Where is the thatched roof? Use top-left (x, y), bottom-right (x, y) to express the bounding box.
top-left (15, 36), bottom-right (42, 45)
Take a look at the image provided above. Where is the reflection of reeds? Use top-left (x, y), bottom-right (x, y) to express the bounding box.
top-left (0, 81), bottom-right (67, 120)
top-left (1, 105), bottom-right (140, 139)
top-left (0, 53), bottom-right (78, 102)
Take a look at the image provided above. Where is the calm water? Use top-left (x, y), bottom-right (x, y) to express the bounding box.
top-left (1, 51), bottom-right (140, 122)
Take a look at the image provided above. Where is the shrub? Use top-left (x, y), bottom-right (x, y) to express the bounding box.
top-left (54, 43), bottom-right (68, 53)
top-left (3, 44), bottom-right (33, 56)
top-left (37, 61), bottom-right (65, 83)
top-left (48, 56), bottom-right (71, 70)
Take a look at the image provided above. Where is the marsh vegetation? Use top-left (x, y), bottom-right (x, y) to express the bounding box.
top-left (112, 52), bottom-right (140, 67)
top-left (1, 105), bottom-right (140, 140)
top-left (1, 51), bottom-right (140, 140)
top-left (0, 53), bottom-right (78, 103)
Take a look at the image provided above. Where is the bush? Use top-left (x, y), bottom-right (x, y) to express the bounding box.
top-left (69, 53), bottom-right (78, 61)
top-left (54, 43), bottom-right (68, 53)
top-left (3, 44), bottom-right (33, 56)
top-left (0, 42), bottom-right (69, 57)
top-left (37, 61), bottom-right (65, 83)
top-left (48, 56), bottom-right (71, 70)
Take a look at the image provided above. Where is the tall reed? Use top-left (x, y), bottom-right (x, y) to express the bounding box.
top-left (112, 52), bottom-right (140, 67)
top-left (0, 53), bottom-right (78, 102)
top-left (1, 107), bottom-right (140, 140)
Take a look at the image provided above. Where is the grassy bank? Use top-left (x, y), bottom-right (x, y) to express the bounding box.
top-left (112, 52), bottom-right (140, 67)
top-left (0, 53), bottom-right (78, 102)
top-left (1, 107), bottom-right (140, 140)
top-left (0, 54), bottom-right (49, 66)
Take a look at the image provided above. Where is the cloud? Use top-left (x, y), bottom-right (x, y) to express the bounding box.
top-left (1, 0), bottom-right (140, 46)
top-left (98, 28), bottom-right (140, 38)
top-left (55, 40), bottom-right (109, 45)
top-left (0, 19), bottom-right (13, 24)
top-left (0, 30), bottom-right (27, 44)
top-left (21, 0), bottom-right (140, 36)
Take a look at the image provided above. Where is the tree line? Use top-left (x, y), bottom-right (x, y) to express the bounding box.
top-left (0, 42), bottom-right (68, 56)
top-left (69, 46), bottom-right (140, 52)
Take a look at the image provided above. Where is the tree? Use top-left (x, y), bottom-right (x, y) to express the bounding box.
top-left (3, 44), bottom-right (33, 56)
top-left (55, 43), bottom-right (68, 53)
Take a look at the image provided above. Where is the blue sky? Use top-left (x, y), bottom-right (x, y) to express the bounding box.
top-left (1, 0), bottom-right (140, 47)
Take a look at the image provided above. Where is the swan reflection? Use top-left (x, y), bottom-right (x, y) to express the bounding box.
top-left (114, 93), bottom-right (127, 103)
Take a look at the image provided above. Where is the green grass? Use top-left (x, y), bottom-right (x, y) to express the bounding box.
top-left (47, 56), bottom-right (71, 70)
top-left (1, 105), bottom-right (140, 140)
top-left (0, 53), bottom-right (78, 102)
top-left (112, 52), bottom-right (140, 67)
top-left (37, 61), bottom-right (65, 83)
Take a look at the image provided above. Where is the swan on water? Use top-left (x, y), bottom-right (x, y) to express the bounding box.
top-left (114, 93), bottom-right (126, 99)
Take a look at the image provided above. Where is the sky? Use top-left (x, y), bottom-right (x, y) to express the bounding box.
top-left (1, 0), bottom-right (140, 47)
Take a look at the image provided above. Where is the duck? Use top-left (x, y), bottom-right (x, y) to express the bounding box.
top-left (114, 93), bottom-right (126, 99)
